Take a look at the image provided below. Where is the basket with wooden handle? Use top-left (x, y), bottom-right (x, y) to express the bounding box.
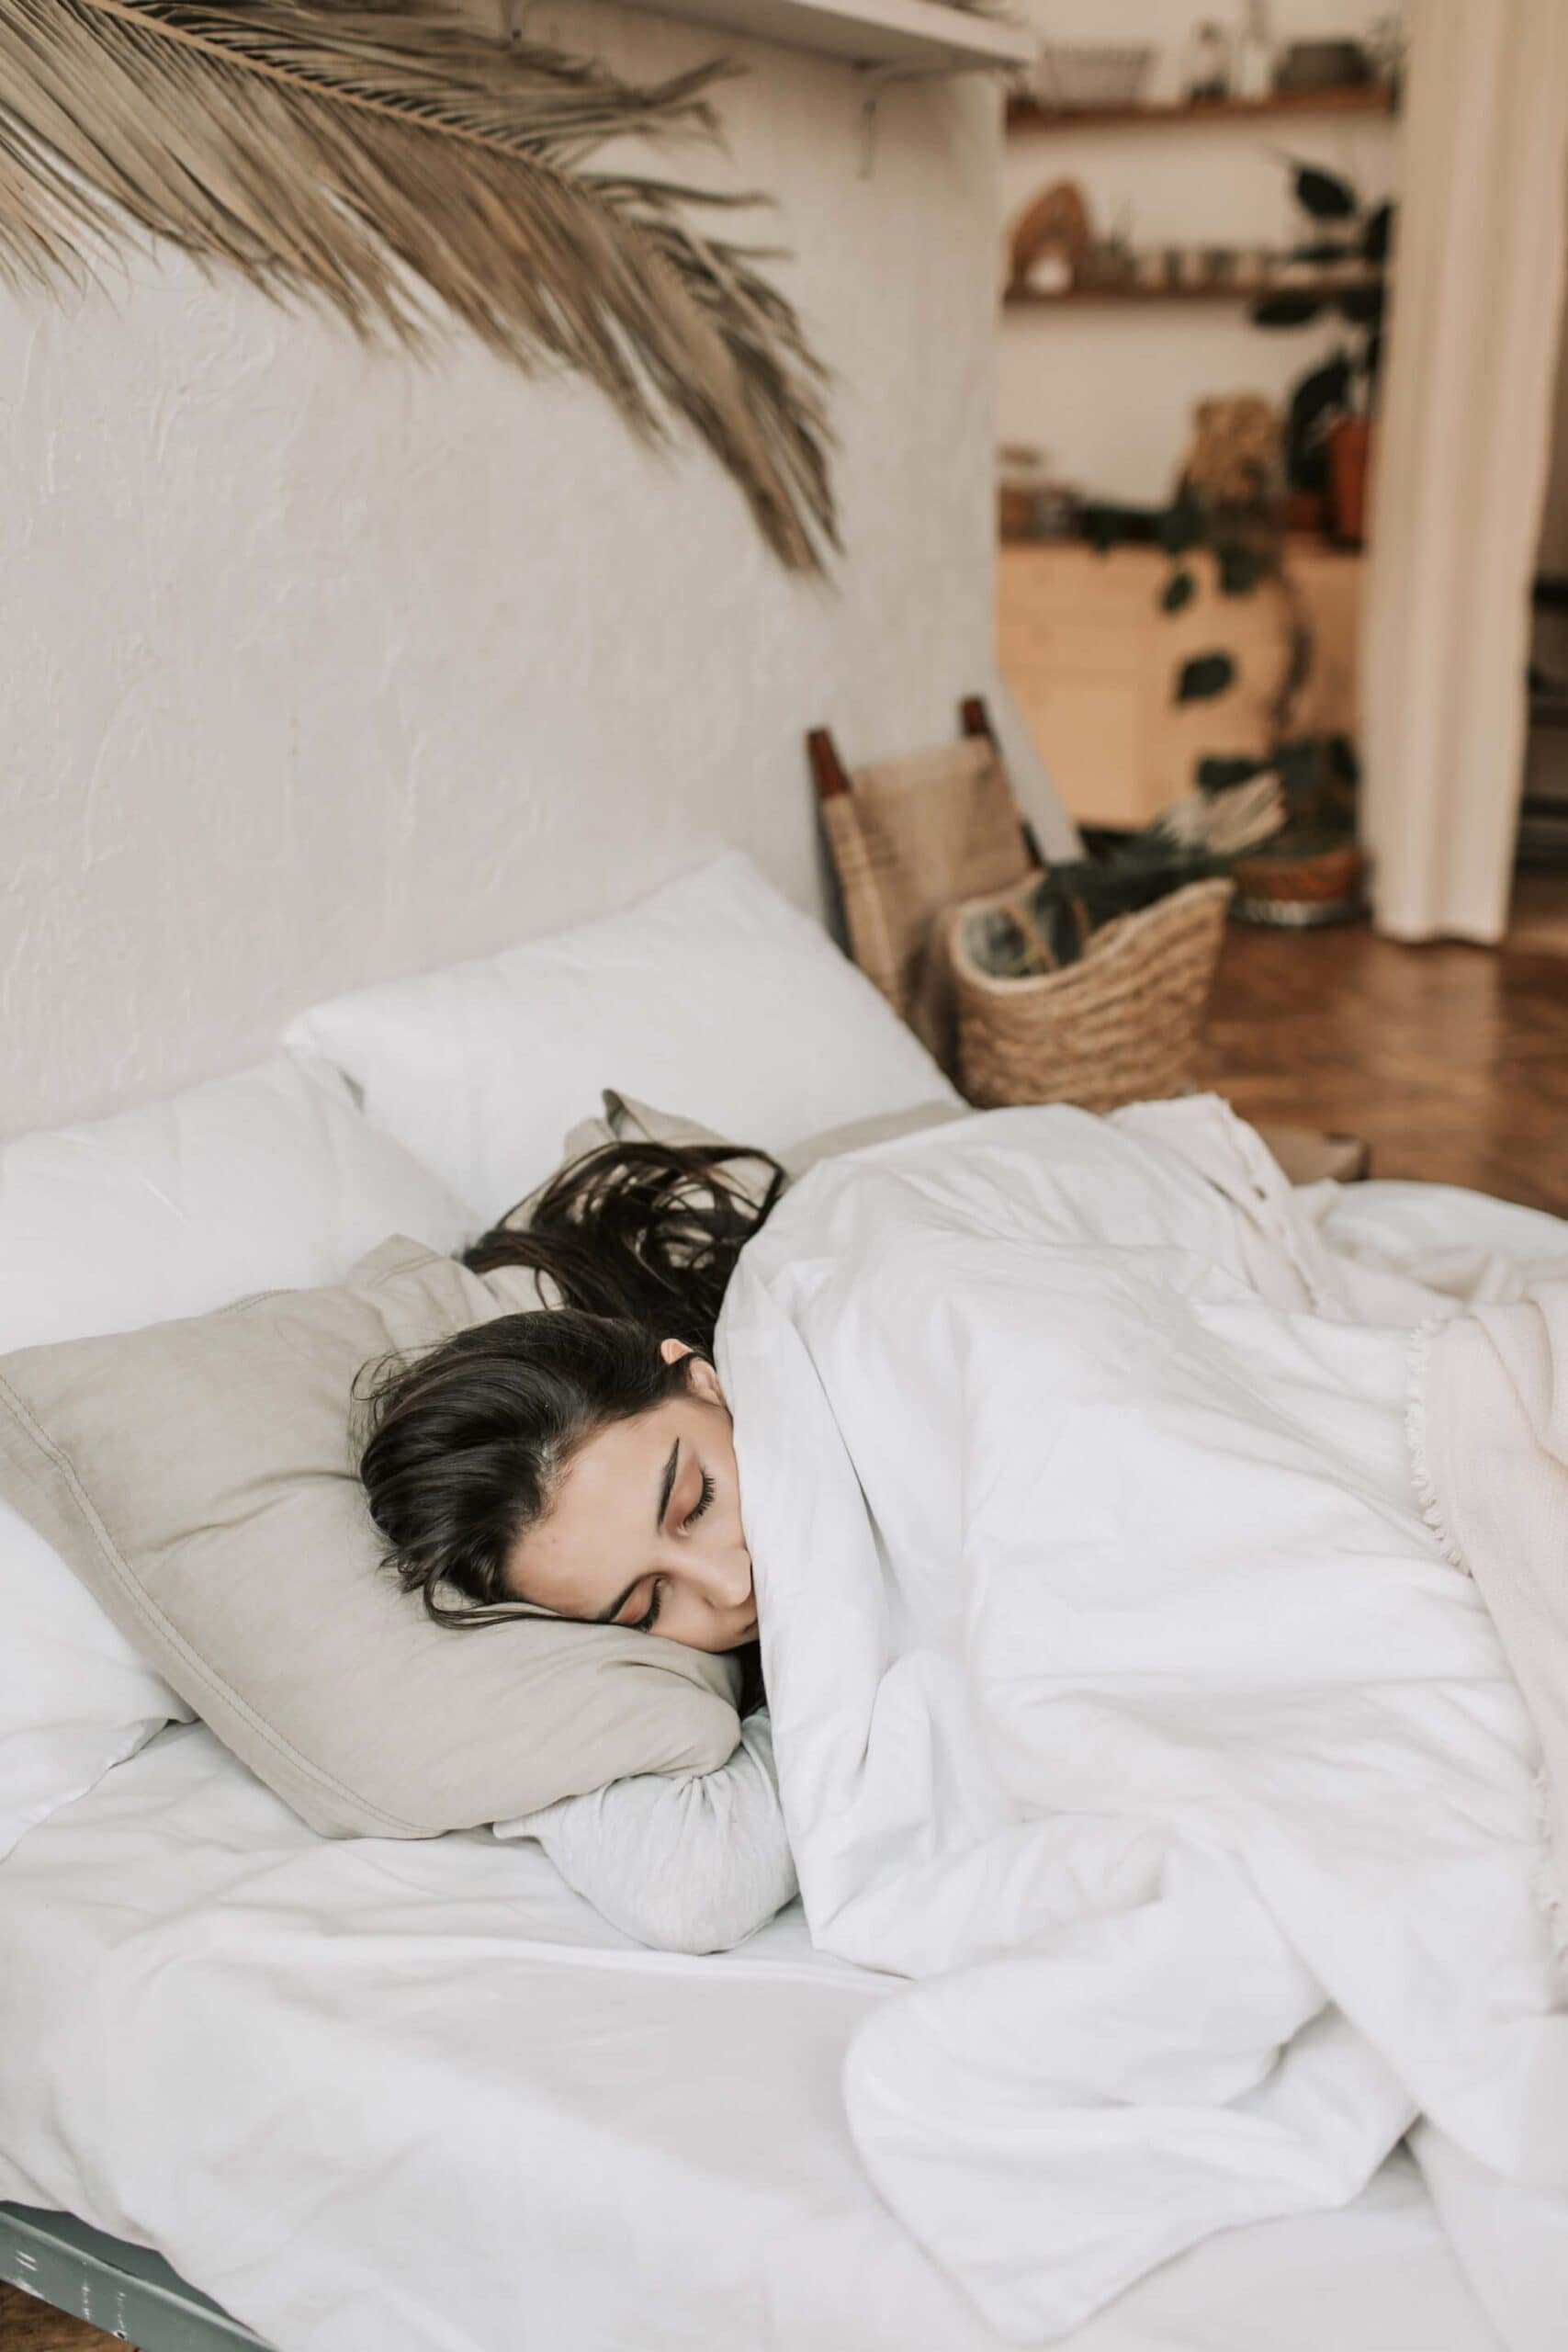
top-left (948, 875), bottom-right (1233, 1114)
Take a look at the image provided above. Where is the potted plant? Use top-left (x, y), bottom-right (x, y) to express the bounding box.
top-left (1250, 163), bottom-right (1393, 546)
top-left (1219, 734), bottom-right (1363, 924)
top-left (1149, 483), bottom-right (1365, 922)
top-left (1080, 376), bottom-right (1367, 926)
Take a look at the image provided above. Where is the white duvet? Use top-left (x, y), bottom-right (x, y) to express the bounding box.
top-left (716, 1100), bottom-right (1568, 2348)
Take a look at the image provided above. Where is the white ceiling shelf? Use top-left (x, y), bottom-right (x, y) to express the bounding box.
top-left (616, 0), bottom-right (1036, 74)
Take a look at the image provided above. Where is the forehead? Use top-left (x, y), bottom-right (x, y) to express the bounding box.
top-left (511, 1401), bottom-right (681, 1608)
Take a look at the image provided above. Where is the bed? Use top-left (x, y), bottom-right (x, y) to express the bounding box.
top-left (0, 1723), bottom-right (1511, 2352)
top-left (3, 852), bottom-right (1563, 2351)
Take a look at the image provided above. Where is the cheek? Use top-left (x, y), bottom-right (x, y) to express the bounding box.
top-left (656, 1613), bottom-right (732, 1655)
top-left (655, 1569), bottom-right (739, 1652)
top-left (650, 1601), bottom-right (694, 1647)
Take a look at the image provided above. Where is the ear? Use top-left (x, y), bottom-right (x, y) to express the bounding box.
top-left (660, 1339), bottom-right (725, 1407)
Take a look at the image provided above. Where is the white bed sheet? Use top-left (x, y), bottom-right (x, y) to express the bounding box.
top-left (0, 1723), bottom-right (1505, 2352)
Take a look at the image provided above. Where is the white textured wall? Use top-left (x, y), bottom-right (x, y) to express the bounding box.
top-left (1002, 0), bottom-right (1402, 505)
top-left (1, 3), bottom-right (1011, 1136)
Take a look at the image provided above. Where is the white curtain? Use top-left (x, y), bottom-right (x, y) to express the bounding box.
top-left (1360, 0), bottom-right (1568, 942)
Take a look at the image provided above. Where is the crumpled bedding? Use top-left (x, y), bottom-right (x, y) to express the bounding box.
top-left (0, 1723), bottom-right (1510, 2352)
top-left (1412, 1280), bottom-right (1568, 1951)
top-left (715, 1097), bottom-right (1568, 2348)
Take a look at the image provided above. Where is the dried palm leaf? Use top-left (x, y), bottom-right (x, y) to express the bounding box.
top-left (0, 0), bottom-right (836, 569)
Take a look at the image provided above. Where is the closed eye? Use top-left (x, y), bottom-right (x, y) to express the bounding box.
top-left (685, 1471), bottom-right (715, 1528)
top-left (626, 1476), bottom-right (715, 1630)
top-left (632, 1581), bottom-right (664, 1634)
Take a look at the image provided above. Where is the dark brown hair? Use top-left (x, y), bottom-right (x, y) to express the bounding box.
top-left (465, 1138), bottom-right (784, 1359)
top-left (355, 1139), bottom-right (784, 1702)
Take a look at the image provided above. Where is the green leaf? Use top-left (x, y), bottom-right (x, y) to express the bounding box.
top-left (1328, 733), bottom-right (1360, 786)
top-left (1157, 491), bottom-right (1204, 556)
top-left (1084, 504), bottom-right (1123, 554)
top-left (1161, 568), bottom-right (1196, 614)
top-left (1217, 546), bottom-right (1266, 596)
top-left (1197, 754), bottom-right (1267, 795)
top-left (1285, 354), bottom-right (1353, 490)
top-left (1251, 291), bottom-right (1325, 329)
top-left (1276, 737), bottom-right (1325, 804)
top-left (1338, 282), bottom-right (1384, 327)
top-left (1176, 652), bottom-right (1235, 704)
top-left (1362, 201), bottom-right (1393, 264)
top-left (1292, 162), bottom-right (1358, 220)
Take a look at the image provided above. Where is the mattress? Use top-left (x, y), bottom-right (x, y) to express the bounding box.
top-left (0, 1722), bottom-right (1506, 2352)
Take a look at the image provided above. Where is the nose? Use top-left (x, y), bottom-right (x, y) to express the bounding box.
top-left (689, 1544), bottom-right (753, 1617)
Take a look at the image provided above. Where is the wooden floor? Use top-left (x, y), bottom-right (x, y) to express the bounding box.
top-left (2, 900), bottom-right (1566, 2352)
top-left (1199, 902), bottom-right (1568, 1216)
top-left (0, 2282), bottom-right (133, 2350)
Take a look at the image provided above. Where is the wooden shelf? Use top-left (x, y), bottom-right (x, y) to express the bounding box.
top-left (617, 0), bottom-right (1036, 71)
top-left (1005, 276), bottom-right (1379, 308)
top-left (1008, 85), bottom-right (1394, 132)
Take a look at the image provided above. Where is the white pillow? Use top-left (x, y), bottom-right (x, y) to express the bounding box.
top-left (0, 1051), bottom-right (470, 1353)
top-left (285, 852), bottom-right (960, 1224)
top-left (0, 1051), bottom-right (471, 1859)
top-left (0, 1498), bottom-right (185, 1862)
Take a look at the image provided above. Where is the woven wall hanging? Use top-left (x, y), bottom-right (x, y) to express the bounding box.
top-left (0, 0), bottom-right (836, 570)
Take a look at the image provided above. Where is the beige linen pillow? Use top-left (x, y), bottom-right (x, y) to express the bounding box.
top-left (0, 1238), bottom-right (740, 1839)
top-left (498, 1090), bottom-right (779, 1233)
top-left (499, 1090), bottom-right (964, 1233)
top-left (781, 1099), bottom-right (964, 1178)
top-left (597, 1088), bottom-right (964, 1181)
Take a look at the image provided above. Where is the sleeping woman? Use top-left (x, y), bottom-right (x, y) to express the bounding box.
top-left (355, 1139), bottom-right (797, 1954)
top-left (354, 1115), bottom-right (1568, 2322)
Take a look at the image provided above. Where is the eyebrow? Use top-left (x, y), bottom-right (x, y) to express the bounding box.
top-left (593, 1439), bottom-right (681, 1625)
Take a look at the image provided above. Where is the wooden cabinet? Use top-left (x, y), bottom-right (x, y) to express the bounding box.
top-left (998, 539), bottom-right (1361, 830)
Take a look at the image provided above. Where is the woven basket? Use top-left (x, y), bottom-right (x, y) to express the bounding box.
top-left (950, 876), bottom-right (1233, 1114)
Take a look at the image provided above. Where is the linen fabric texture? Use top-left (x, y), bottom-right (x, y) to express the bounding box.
top-left (0, 1237), bottom-right (740, 1839)
top-left (499, 1087), bottom-right (964, 1232)
top-left (0, 1052), bottom-right (473, 1857)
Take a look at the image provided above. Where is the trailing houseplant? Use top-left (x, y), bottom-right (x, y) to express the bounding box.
top-left (1153, 482), bottom-right (1364, 923)
top-left (1250, 160), bottom-right (1393, 546)
top-left (1083, 466), bottom-right (1364, 924)
top-left (1072, 164), bottom-right (1388, 922)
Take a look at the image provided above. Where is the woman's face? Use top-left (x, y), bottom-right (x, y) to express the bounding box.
top-left (504, 1343), bottom-right (756, 1653)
